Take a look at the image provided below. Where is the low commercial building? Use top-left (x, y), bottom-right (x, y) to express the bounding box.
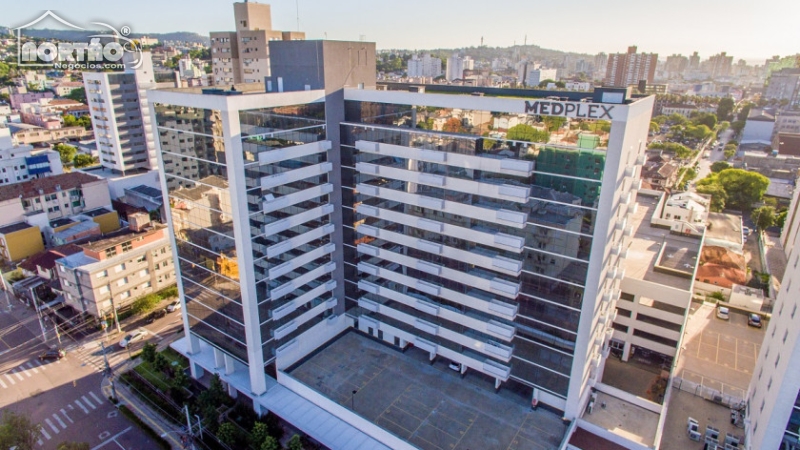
top-left (0, 127), bottom-right (64, 186)
top-left (55, 216), bottom-right (175, 318)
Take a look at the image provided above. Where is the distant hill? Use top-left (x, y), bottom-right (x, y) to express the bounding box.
top-left (0, 27), bottom-right (209, 45)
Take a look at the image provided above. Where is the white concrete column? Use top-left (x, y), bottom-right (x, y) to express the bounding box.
top-left (214, 348), bottom-right (225, 369)
top-left (495, 378), bottom-right (502, 390)
top-left (622, 342), bottom-right (632, 362)
top-left (189, 361), bottom-right (204, 380)
top-left (253, 402), bottom-right (264, 417)
top-left (224, 354), bottom-right (236, 376)
top-left (188, 334), bottom-right (201, 355)
top-left (227, 382), bottom-right (238, 399)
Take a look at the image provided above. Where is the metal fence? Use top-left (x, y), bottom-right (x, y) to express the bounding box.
top-left (671, 376), bottom-right (745, 410)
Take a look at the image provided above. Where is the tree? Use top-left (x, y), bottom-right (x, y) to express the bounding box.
top-left (724, 143), bottom-right (737, 159)
top-left (441, 117), bottom-right (463, 133)
top-left (130, 292), bottom-right (160, 315)
top-left (506, 124), bottom-right (549, 143)
top-left (172, 367), bottom-right (189, 390)
top-left (72, 153), bottom-right (96, 168)
top-left (737, 103), bottom-right (753, 122)
top-left (718, 120), bottom-right (730, 131)
top-left (208, 373), bottom-right (227, 405)
top-left (141, 342), bottom-right (157, 364)
top-left (216, 422), bottom-right (238, 447)
top-left (710, 161), bottom-right (731, 173)
top-left (752, 206), bottom-right (776, 231)
top-left (66, 87), bottom-right (86, 103)
top-left (251, 423), bottom-right (271, 448)
top-left (542, 115), bottom-right (567, 132)
top-left (730, 120), bottom-right (746, 135)
top-left (777, 210), bottom-right (788, 229)
top-left (716, 97), bottom-right (735, 121)
top-left (716, 169), bottom-right (770, 211)
top-left (0, 411), bottom-right (43, 450)
top-left (53, 143), bottom-right (77, 165)
top-left (652, 115), bottom-right (668, 125)
top-left (260, 436), bottom-right (280, 450)
top-left (649, 121), bottom-right (660, 133)
top-left (691, 112), bottom-right (718, 129)
top-left (56, 442), bottom-right (90, 450)
top-left (696, 182), bottom-right (727, 211)
top-left (288, 434), bottom-right (303, 450)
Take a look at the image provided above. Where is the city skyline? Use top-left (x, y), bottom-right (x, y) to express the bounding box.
top-left (2, 0), bottom-right (798, 64)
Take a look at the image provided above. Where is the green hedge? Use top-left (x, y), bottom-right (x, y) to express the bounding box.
top-left (118, 405), bottom-right (172, 450)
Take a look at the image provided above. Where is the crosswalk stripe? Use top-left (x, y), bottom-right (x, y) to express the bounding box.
top-left (74, 399), bottom-right (89, 414)
top-left (12, 370), bottom-right (24, 381)
top-left (53, 414), bottom-right (66, 429)
top-left (45, 418), bottom-right (59, 434)
top-left (25, 362), bottom-right (39, 373)
top-left (5, 374), bottom-right (16, 385)
top-left (34, 359), bottom-right (45, 370)
top-left (19, 366), bottom-right (32, 378)
top-left (40, 427), bottom-right (51, 440)
top-left (82, 395), bottom-right (96, 409)
top-left (89, 391), bottom-right (103, 405)
top-left (37, 438), bottom-right (43, 446)
top-left (0, 377), bottom-right (6, 388)
top-left (60, 409), bottom-right (73, 424)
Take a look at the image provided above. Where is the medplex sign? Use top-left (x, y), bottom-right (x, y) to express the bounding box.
top-left (524, 100), bottom-right (616, 120)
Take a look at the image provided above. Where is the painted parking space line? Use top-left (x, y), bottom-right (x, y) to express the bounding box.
top-left (45, 418), bottom-right (59, 434)
top-left (90, 391), bottom-right (103, 405)
top-left (75, 399), bottom-right (90, 414)
top-left (60, 409), bottom-right (74, 424)
top-left (82, 395), bottom-right (96, 409)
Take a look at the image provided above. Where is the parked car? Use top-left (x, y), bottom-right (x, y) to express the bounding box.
top-left (39, 349), bottom-right (66, 361)
top-left (448, 362), bottom-right (462, 372)
top-left (146, 308), bottom-right (167, 323)
top-left (167, 301), bottom-right (182, 313)
top-left (716, 306), bottom-right (730, 320)
top-left (119, 328), bottom-right (148, 348)
top-left (748, 314), bottom-right (763, 328)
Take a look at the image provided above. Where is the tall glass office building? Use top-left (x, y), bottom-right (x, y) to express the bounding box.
top-left (149, 39), bottom-right (655, 449)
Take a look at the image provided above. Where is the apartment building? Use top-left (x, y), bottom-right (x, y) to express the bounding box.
top-left (0, 172), bottom-right (111, 224)
top-left (210, 2), bottom-right (305, 85)
top-left (0, 126), bottom-right (63, 186)
top-left (745, 182), bottom-right (800, 449)
top-left (406, 54), bottom-right (442, 79)
top-left (604, 46), bottom-right (658, 87)
top-left (83, 52), bottom-right (158, 174)
top-left (55, 215), bottom-right (175, 318)
top-left (150, 39), bottom-right (654, 449)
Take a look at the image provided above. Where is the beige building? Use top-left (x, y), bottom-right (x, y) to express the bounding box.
top-left (210, 2), bottom-right (305, 85)
top-left (55, 217), bottom-right (175, 318)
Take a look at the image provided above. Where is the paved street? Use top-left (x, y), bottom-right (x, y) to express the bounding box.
top-left (0, 290), bottom-right (184, 449)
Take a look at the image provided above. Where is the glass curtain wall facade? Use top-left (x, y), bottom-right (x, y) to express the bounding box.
top-left (341, 101), bottom-right (611, 401)
top-left (155, 99), bottom-right (336, 370)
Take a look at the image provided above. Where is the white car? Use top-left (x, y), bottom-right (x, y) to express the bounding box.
top-left (716, 307), bottom-right (730, 321)
top-left (448, 362), bottom-right (462, 372)
top-left (119, 328), bottom-right (148, 348)
top-left (166, 301), bottom-right (182, 313)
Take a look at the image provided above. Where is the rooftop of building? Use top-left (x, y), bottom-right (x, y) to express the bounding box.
top-left (626, 193), bottom-right (702, 290)
top-left (579, 390), bottom-right (661, 448)
top-left (49, 217), bottom-right (75, 228)
top-left (126, 184), bottom-right (164, 200)
top-left (0, 221), bottom-right (35, 234)
top-left (287, 331), bottom-right (567, 450)
top-left (80, 222), bottom-right (166, 253)
top-left (77, 166), bottom-right (152, 180)
top-left (746, 109), bottom-right (775, 122)
top-left (0, 171), bottom-right (102, 203)
top-left (81, 207), bottom-right (114, 218)
top-left (17, 244), bottom-right (82, 272)
top-left (705, 212), bottom-right (743, 246)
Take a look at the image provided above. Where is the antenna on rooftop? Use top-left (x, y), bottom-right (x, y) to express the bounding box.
top-left (296, 0), bottom-right (300, 32)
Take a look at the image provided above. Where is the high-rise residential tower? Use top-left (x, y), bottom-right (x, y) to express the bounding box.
top-left (210, 2), bottom-right (305, 85)
top-left (151, 39), bottom-right (655, 449)
top-left (83, 52), bottom-right (158, 174)
top-left (604, 46), bottom-right (658, 87)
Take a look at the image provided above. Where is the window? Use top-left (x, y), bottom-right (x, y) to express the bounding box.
top-left (139, 269), bottom-right (149, 277)
top-left (784, 330), bottom-right (789, 344)
top-left (120, 291), bottom-right (131, 299)
top-left (793, 304), bottom-right (797, 319)
top-left (98, 285), bottom-right (110, 294)
top-left (117, 277), bottom-right (127, 287)
top-left (775, 354), bottom-right (781, 367)
top-left (121, 241), bottom-right (133, 252)
top-left (105, 248), bottom-right (118, 258)
top-left (115, 263), bottom-right (126, 273)
top-left (96, 270), bottom-right (108, 278)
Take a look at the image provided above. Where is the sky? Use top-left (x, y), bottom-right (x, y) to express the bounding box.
top-left (3, 0), bottom-right (798, 64)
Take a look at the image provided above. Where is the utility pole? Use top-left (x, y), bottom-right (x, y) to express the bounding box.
top-left (184, 404), bottom-right (197, 450)
top-left (100, 342), bottom-right (117, 401)
top-left (108, 295), bottom-right (122, 333)
top-left (31, 286), bottom-right (47, 343)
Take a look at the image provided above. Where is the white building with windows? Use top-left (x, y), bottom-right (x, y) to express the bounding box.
top-left (407, 54), bottom-right (442, 79)
top-left (0, 127), bottom-right (63, 185)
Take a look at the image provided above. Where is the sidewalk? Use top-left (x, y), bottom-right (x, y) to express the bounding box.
top-left (103, 373), bottom-right (185, 450)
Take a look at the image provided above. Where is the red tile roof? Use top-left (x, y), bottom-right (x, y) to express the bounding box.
top-left (18, 244), bottom-right (82, 272)
top-left (0, 172), bottom-right (103, 203)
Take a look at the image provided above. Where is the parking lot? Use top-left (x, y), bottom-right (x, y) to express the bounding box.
top-left (675, 302), bottom-right (765, 401)
top-left (289, 332), bottom-right (567, 450)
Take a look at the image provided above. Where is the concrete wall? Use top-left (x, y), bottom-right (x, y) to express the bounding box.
top-left (3, 226), bottom-right (44, 262)
top-left (91, 210), bottom-right (121, 234)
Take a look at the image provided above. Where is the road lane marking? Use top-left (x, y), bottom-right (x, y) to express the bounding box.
top-left (90, 426), bottom-right (132, 450)
top-left (12, 369), bottom-right (24, 381)
top-left (41, 427), bottom-right (51, 440)
top-left (45, 418), bottom-right (59, 433)
top-left (75, 399), bottom-right (90, 414)
top-left (90, 391), bottom-right (103, 405)
top-left (60, 409), bottom-right (73, 424)
top-left (4, 374), bottom-right (15, 385)
top-left (83, 395), bottom-right (96, 409)
top-left (0, 377), bottom-right (6, 388)
top-left (53, 414), bottom-right (66, 429)
top-left (26, 362), bottom-right (39, 373)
